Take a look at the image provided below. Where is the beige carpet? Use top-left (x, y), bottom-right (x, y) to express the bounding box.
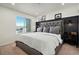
top-left (0, 42), bottom-right (79, 55)
top-left (0, 43), bottom-right (27, 55)
top-left (58, 44), bottom-right (79, 55)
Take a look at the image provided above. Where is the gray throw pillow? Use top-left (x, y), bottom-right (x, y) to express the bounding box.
top-left (37, 27), bottom-right (42, 32)
top-left (49, 26), bottom-right (54, 33)
top-left (49, 26), bottom-right (60, 34)
top-left (54, 26), bottom-right (60, 34)
top-left (43, 26), bottom-right (49, 32)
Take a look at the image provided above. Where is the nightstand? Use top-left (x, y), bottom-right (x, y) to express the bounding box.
top-left (63, 32), bottom-right (77, 45)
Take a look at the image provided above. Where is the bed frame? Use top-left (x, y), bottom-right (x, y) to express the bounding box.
top-left (16, 41), bottom-right (62, 55)
top-left (16, 19), bottom-right (63, 55)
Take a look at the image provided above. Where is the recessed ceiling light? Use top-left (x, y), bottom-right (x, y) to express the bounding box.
top-left (11, 3), bottom-right (15, 5)
top-left (61, 3), bottom-right (64, 5)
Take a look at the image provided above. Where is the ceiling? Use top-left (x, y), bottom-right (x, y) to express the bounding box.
top-left (0, 3), bottom-right (79, 17)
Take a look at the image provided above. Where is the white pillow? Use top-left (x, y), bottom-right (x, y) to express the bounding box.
top-left (43, 26), bottom-right (49, 32)
top-left (49, 26), bottom-right (54, 33)
top-left (49, 26), bottom-right (60, 34)
top-left (37, 27), bottom-right (42, 32)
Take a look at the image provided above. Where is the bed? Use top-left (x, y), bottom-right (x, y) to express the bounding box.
top-left (16, 20), bottom-right (63, 55)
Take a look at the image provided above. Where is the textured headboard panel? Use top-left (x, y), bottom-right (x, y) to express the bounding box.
top-left (40, 20), bottom-right (62, 27)
top-left (36, 20), bottom-right (63, 34)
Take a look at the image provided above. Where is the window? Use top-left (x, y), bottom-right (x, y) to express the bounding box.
top-left (16, 16), bottom-right (31, 33)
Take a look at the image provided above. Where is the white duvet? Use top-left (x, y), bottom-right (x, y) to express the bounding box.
top-left (16, 32), bottom-right (62, 55)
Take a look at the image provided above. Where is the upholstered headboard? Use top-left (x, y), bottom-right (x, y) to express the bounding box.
top-left (36, 20), bottom-right (63, 34)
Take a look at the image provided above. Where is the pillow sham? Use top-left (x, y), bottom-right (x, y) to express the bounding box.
top-left (43, 26), bottom-right (49, 32)
top-left (49, 26), bottom-right (54, 33)
top-left (37, 27), bottom-right (42, 32)
top-left (49, 26), bottom-right (60, 34)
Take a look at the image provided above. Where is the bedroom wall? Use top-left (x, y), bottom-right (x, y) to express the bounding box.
top-left (46, 6), bottom-right (79, 20)
top-left (0, 6), bottom-right (35, 46)
top-left (36, 5), bottom-right (79, 21)
top-left (32, 5), bottom-right (79, 31)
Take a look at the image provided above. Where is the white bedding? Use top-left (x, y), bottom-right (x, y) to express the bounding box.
top-left (16, 32), bottom-right (62, 55)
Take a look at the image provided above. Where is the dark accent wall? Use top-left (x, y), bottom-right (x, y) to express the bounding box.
top-left (63, 16), bottom-right (79, 47)
top-left (78, 16), bottom-right (79, 47)
top-left (64, 16), bottom-right (77, 32)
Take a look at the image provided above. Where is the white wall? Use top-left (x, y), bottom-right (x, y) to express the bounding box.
top-left (36, 5), bottom-right (79, 21)
top-left (33, 5), bottom-right (79, 32)
top-left (0, 6), bottom-right (35, 46)
top-left (31, 5), bottom-right (79, 33)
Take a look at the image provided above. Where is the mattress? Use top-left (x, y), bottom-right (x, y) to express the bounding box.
top-left (16, 32), bottom-right (62, 55)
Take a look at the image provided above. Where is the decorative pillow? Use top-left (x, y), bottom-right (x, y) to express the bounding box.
top-left (54, 26), bottom-right (60, 34)
top-left (49, 26), bottom-right (60, 34)
top-left (37, 27), bottom-right (42, 32)
top-left (49, 26), bottom-right (54, 33)
top-left (43, 26), bottom-right (49, 32)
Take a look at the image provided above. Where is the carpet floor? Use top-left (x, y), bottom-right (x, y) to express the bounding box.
top-left (0, 42), bottom-right (79, 55)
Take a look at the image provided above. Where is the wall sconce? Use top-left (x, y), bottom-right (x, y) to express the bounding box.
top-left (68, 23), bottom-right (72, 26)
top-left (68, 20), bottom-right (72, 26)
